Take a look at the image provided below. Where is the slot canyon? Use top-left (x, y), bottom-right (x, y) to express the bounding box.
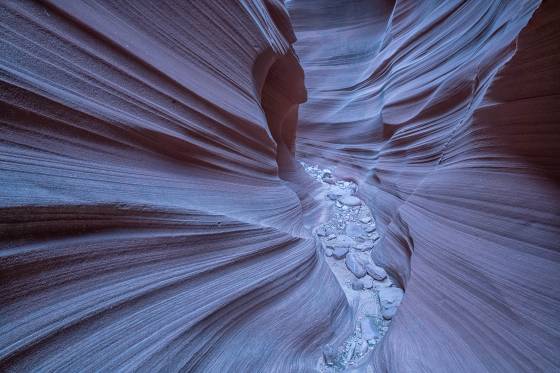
top-left (1, 0), bottom-right (559, 372)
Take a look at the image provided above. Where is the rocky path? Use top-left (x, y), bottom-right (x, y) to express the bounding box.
top-left (301, 163), bottom-right (404, 372)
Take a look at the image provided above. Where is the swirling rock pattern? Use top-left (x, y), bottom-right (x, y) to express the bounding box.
top-left (0, 1), bottom-right (351, 371)
top-left (1, 0), bottom-right (559, 372)
top-left (289, 0), bottom-right (560, 371)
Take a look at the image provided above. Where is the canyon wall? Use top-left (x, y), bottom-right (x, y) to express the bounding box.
top-left (1, 0), bottom-right (559, 372)
top-left (0, 1), bottom-right (350, 371)
top-left (289, 0), bottom-right (560, 371)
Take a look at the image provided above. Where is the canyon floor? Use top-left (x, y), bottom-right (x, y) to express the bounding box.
top-left (301, 163), bottom-right (403, 371)
top-left (1, 0), bottom-right (559, 372)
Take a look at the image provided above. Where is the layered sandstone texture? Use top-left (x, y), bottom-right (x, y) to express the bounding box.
top-left (290, 0), bottom-right (560, 371)
top-left (1, 0), bottom-right (559, 372)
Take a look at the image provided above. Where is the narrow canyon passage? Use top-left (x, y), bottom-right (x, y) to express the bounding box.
top-left (301, 162), bottom-right (403, 371)
top-left (1, 1), bottom-right (559, 372)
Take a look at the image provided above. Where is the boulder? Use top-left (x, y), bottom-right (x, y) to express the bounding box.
top-left (338, 195), bottom-right (362, 206)
top-left (323, 345), bottom-right (338, 366)
top-left (345, 253), bottom-right (367, 278)
top-left (345, 222), bottom-right (363, 237)
top-left (365, 263), bottom-right (387, 280)
top-left (355, 240), bottom-right (375, 251)
top-left (351, 276), bottom-right (373, 290)
top-left (332, 247), bottom-right (349, 259)
top-left (379, 287), bottom-right (404, 320)
top-left (325, 235), bottom-right (355, 249)
top-left (360, 317), bottom-right (380, 341)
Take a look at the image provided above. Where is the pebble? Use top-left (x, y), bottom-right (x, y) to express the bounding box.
top-left (354, 241), bottom-right (374, 251)
top-left (382, 307), bottom-right (398, 320)
top-left (316, 226), bottom-right (327, 237)
top-left (351, 279), bottom-right (365, 290)
top-left (326, 235), bottom-right (355, 249)
top-left (342, 340), bottom-right (356, 362)
top-left (379, 287), bottom-right (404, 320)
top-left (327, 234), bottom-right (337, 240)
top-left (359, 216), bottom-right (372, 224)
top-left (355, 340), bottom-right (368, 357)
top-left (338, 195), bottom-right (362, 207)
top-left (345, 222), bottom-right (363, 237)
top-left (323, 345), bottom-right (338, 366)
top-left (345, 253), bottom-right (367, 278)
top-left (364, 225), bottom-right (376, 233)
top-left (332, 247), bottom-right (349, 259)
top-left (372, 277), bottom-right (393, 289)
top-left (327, 193), bottom-right (340, 201)
top-left (365, 263), bottom-right (387, 280)
top-left (323, 175), bottom-right (336, 184)
top-left (325, 248), bottom-right (334, 257)
top-left (351, 276), bottom-right (373, 290)
top-left (360, 318), bottom-right (380, 341)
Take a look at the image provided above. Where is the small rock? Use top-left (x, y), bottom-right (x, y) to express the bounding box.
top-left (345, 222), bottom-right (363, 237)
top-left (364, 225), bottom-right (375, 233)
top-left (379, 287), bottom-right (404, 320)
top-left (355, 240), bottom-right (374, 251)
top-left (327, 193), bottom-right (340, 201)
top-left (336, 201), bottom-right (343, 208)
top-left (365, 263), bottom-right (387, 280)
top-left (316, 226), bottom-right (327, 237)
top-left (362, 299), bottom-right (379, 318)
top-left (323, 175), bottom-right (336, 185)
top-left (372, 277), bottom-right (393, 289)
top-left (345, 253), bottom-right (367, 278)
top-left (325, 248), bottom-right (334, 257)
top-left (323, 345), bottom-right (338, 366)
top-left (332, 247), bottom-right (349, 259)
top-left (355, 340), bottom-right (368, 357)
top-left (326, 234), bottom-right (337, 240)
top-left (351, 279), bottom-right (365, 290)
top-left (360, 318), bottom-right (380, 341)
top-left (342, 340), bottom-right (356, 362)
top-left (382, 307), bottom-right (398, 320)
top-left (338, 195), bottom-right (362, 207)
top-left (359, 216), bottom-right (372, 224)
top-left (326, 235), bottom-right (355, 249)
top-left (379, 287), bottom-right (404, 305)
top-left (362, 276), bottom-right (374, 289)
top-left (351, 276), bottom-right (373, 290)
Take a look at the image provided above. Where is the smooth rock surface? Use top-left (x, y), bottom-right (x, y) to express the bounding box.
top-left (345, 253), bottom-right (368, 278)
top-left (332, 247), bottom-right (349, 260)
top-left (0, 1), bottom-right (352, 372)
top-left (360, 318), bottom-right (380, 341)
top-left (290, 0), bottom-right (560, 371)
top-left (366, 264), bottom-right (387, 281)
top-left (338, 196), bottom-right (362, 207)
top-left (1, 0), bottom-right (559, 372)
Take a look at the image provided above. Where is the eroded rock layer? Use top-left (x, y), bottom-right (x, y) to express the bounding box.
top-left (1, 0), bottom-right (559, 372)
top-left (289, 0), bottom-right (560, 371)
top-left (0, 1), bottom-right (351, 371)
